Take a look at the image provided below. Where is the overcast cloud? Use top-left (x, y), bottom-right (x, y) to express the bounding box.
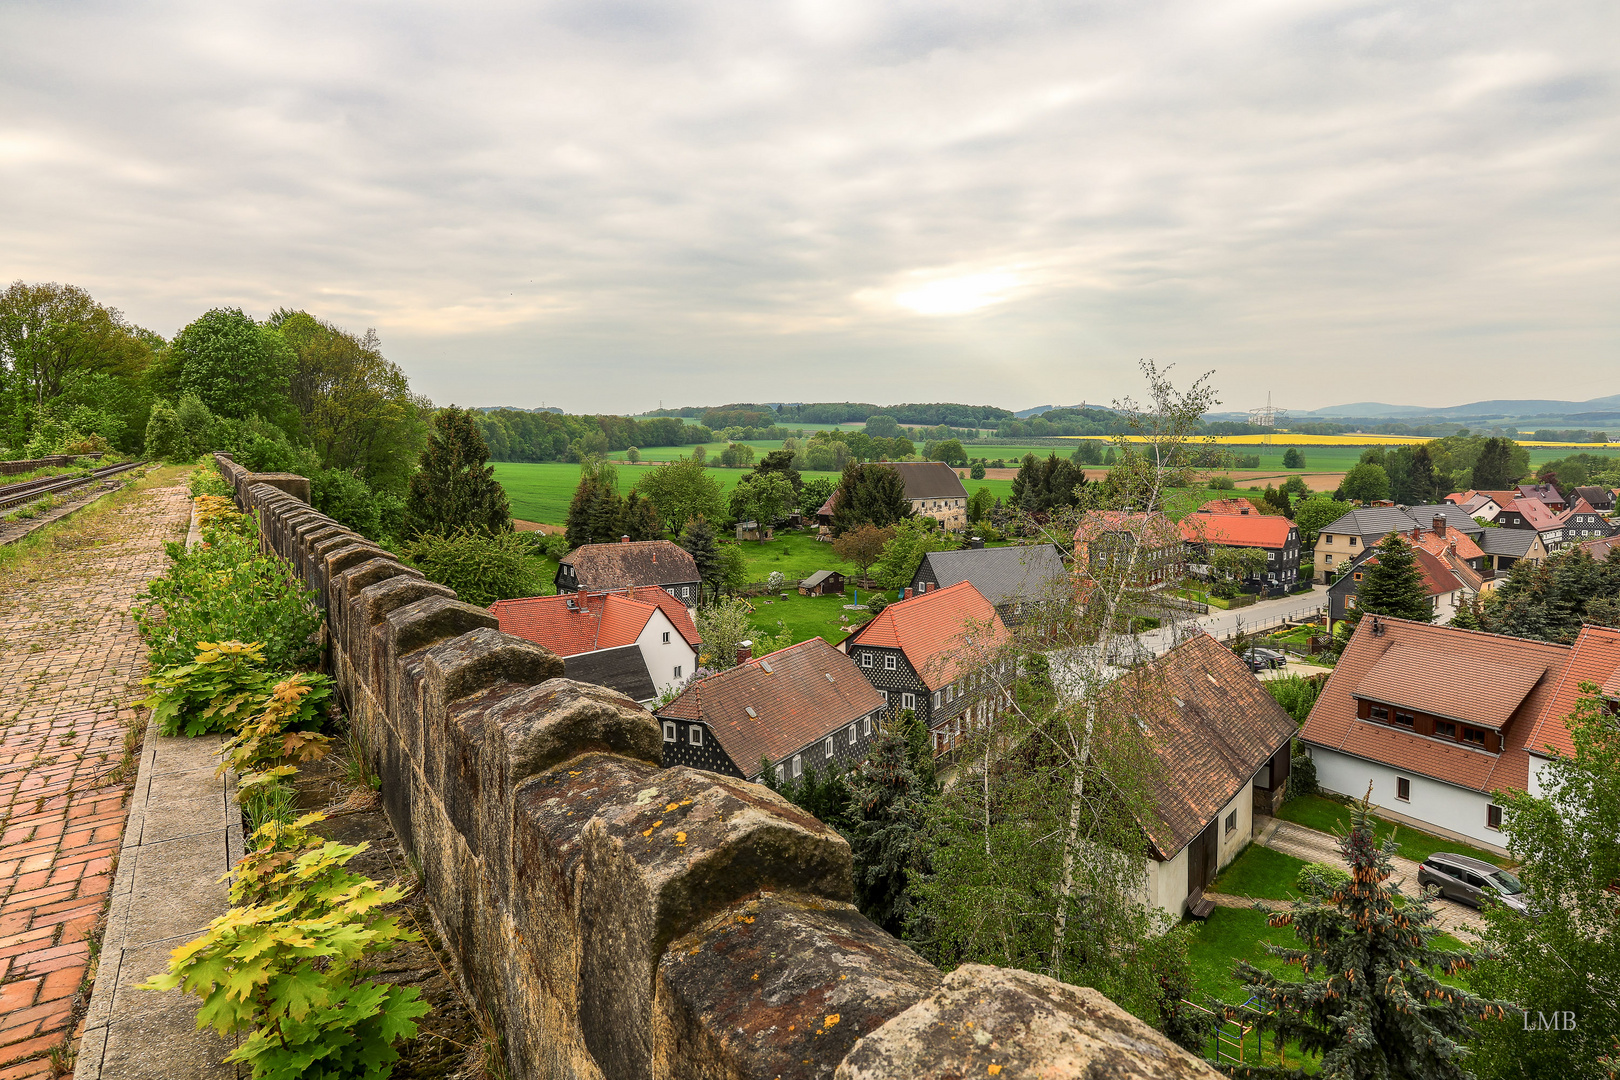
top-left (2, 0), bottom-right (1616, 414)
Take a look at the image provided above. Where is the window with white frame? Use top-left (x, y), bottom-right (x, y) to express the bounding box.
top-left (689, 726), bottom-right (703, 747)
top-left (880, 690), bottom-right (889, 705)
top-left (863, 715), bottom-right (872, 735)
top-left (946, 683), bottom-right (954, 703)
top-left (823, 737), bottom-right (833, 757)
top-left (681, 586), bottom-right (691, 598)
top-left (792, 754), bottom-right (802, 777)
top-left (933, 691), bottom-right (941, 709)
top-left (673, 665), bottom-right (682, 679)
top-left (861, 652), bottom-right (872, 668)
top-left (662, 721), bottom-right (676, 742)
top-left (847, 723), bottom-right (858, 744)
top-left (884, 654), bottom-right (897, 671)
top-left (901, 692), bottom-right (915, 710)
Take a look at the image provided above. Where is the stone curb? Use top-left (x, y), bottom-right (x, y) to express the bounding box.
top-left (76, 732), bottom-right (242, 1079)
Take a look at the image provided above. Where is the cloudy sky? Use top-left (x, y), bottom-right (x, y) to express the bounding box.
top-left (3, 1), bottom-right (1616, 415)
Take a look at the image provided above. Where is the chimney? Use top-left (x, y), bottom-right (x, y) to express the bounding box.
top-left (903, 587), bottom-right (913, 600)
top-left (1433, 514), bottom-right (1446, 536)
top-left (620, 535), bottom-right (630, 543)
top-left (736, 640), bottom-right (753, 664)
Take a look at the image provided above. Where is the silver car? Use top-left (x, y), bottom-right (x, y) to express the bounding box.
top-left (1417, 853), bottom-right (1526, 913)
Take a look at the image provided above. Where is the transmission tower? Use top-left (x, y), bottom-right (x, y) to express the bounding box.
top-left (1248, 392), bottom-right (1288, 429)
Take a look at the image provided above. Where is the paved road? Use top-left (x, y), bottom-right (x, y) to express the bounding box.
top-left (0, 478), bottom-right (188, 1079)
top-left (1251, 819), bottom-right (1484, 941)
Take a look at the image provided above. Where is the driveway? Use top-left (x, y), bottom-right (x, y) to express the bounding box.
top-left (1124, 587), bottom-right (1329, 660)
top-left (1250, 819), bottom-right (1484, 941)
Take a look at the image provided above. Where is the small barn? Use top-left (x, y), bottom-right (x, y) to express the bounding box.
top-left (735, 520), bottom-right (774, 541)
top-left (799, 570), bottom-right (846, 597)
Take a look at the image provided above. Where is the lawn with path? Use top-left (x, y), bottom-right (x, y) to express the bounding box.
top-left (1276, 794), bottom-right (1509, 868)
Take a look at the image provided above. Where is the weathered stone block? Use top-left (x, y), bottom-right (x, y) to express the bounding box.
top-left (475, 679), bottom-right (661, 905)
top-left (329, 557), bottom-right (421, 651)
top-left (514, 754), bottom-right (853, 1080)
top-left (657, 893), bottom-right (941, 1080)
top-left (350, 576), bottom-right (455, 690)
top-left (251, 471), bottom-right (311, 503)
top-left (835, 965), bottom-right (1219, 1080)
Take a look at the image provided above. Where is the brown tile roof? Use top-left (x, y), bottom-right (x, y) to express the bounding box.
top-left (1521, 624), bottom-right (1620, 762)
top-left (845, 581), bottom-right (1009, 689)
top-left (560, 540), bottom-right (699, 591)
top-left (1579, 535), bottom-right (1620, 561)
top-left (1107, 633), bottom-right (1298, 859)
top-left (879, 461), bottom-right (970, 502)
top-left (1198, 498), bottom-right (1265, 516)
top-left (657, 637), bottom-right (885, 773)
top-left (1353, 643), bottom-right (1546, 728)
top-left (1300, 617), bottom-right (1572, 796)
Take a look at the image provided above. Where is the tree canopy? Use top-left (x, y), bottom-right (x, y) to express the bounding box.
top-left (1353, 533), bottom-right (1433, 623)
top-left (830, 463), bottom-right (913, 535)
top-left (403, 406), bottom-right (512, 537)
top-left (173, 307), bottom-right (296, 426)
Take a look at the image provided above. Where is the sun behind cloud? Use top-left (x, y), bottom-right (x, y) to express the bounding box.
top-left (888, 271), bottom-right (1026, 316)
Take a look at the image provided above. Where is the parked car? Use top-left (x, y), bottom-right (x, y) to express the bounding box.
top-left (1243, 647), bottom-right (1287, 672)
top-left (1417, 854), bottom-right (1527, 913)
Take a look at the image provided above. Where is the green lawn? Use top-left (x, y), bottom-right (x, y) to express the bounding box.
top-left (493, 461), bottom-right (847, 524)
top-left (1210, 845), bottom-right (1312, 901)
top-left (731, 530), bottom-right (847, 582)
top-left (1277, 795), bottom-right (1510, 867)
top-left (745, 590), bottom-right (869, 649)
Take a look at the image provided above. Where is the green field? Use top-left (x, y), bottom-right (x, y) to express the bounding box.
top-left (495, 460), bottom-right (1014, 525)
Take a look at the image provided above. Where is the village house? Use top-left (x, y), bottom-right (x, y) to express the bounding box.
top-left (910, 542), bottom-right (1068, 625)
top-left (1072, 510), bottom-right (1183, 591)
top-left (1561, 497), bottom-right (1619, 544)
top-left (555, 538), bottom-right (703, 604)
top-left (489, 588), bottom-right (701, 701)
top-left (1517, 482), bottom-right (1567, 513)
top-left (1494, 495), bottom-right (1616, 553)
top-left (655, 637), bottom-right (886, 782)
top-left (816, 460), bottom-right (972, 531)
top-left (1572, 485), bottom-right (1617, 513)
top-left (1326, 540), bottom-right (1467, 630)
top-left (1117, 633), bottom-right (1298, 919)
top-left (1312, 504), bottom-right (1484, 582)
top-left (1445, 490), bottom-right (1517, 522)
top-left (841, 581), bottom-right (1012, 757)
top-left (1477, 527), bottom-right (1548, 574)
top-left (1179, 509), bottom-right (1300, 596)
top-left (1296, 617), bottom-right (1617, 853)
top-left (798, 569), bottom-right (847, 597)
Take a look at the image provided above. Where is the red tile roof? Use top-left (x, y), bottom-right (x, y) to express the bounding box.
top-left (1512, 497), bottom-right (1564, 531)
top-left (845, 581), bottom-right (1009, 689)
top-left (1579, 535), bottom-right (1620, 562)
top-left (489, 590), bottom-right (698, 657)
top-left (1180, 512), bottom-right (1293, 548)
top-left (1197, 498), bottom-right (1264, 516)
top-left (1407, 526), bottom-right (1484, 565)
top-left (1520, 624), bottom-right (1620, 763)
top-left (1300, 617), bottom-right (1572, 796)
top-left (1352, 545), bottom-right (1462, 600)
top-left (657, 637), bottom-right (884, 774)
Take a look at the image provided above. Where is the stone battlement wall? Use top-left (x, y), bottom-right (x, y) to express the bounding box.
top-left (214, 453), bottom-right (1215, 1080)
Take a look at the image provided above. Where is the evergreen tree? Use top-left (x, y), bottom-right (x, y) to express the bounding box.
top-left (830, 462), bottom-right (913, 535)
top-left (1484, 548), bottom-right (1620, 643)
top-left (1355, 534), bottom-right (1433, 623)
top-left (403, 406), bottom-right (511, 537)
top-left (897, 708), bottom-right (937, 793)
top-left (846, 720), bottom-right (932, 936)
top-left (620, 490), bottom-right (660, 541)
top-left (1012, 453), bottom-right (1046, 510)
top-left (1233, 794), bottom-right (1512, 1079)
top-left (677, 515), bottom-right (721, 602)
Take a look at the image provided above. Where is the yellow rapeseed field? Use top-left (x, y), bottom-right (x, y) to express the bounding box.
top-left (1061, 434), bottom-right (1613, 449)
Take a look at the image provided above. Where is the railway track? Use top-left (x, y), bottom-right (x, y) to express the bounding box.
top-left (0, 460), bottom-right (149, 513)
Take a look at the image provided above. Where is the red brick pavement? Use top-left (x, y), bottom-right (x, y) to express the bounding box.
top-left (0, 481), bottom-right (188, 1078)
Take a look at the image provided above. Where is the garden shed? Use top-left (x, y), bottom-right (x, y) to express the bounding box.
top-left (799, 569), bottom-right (846, 596)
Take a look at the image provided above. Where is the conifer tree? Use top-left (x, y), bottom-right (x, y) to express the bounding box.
top-left (677, 515), bottom-right (720, 603)
top-left (1230, 793), bottom-right (1511, 1079)
top-left (846, 719), bottom-right (932, 935)
top-left (830, 462), bottom-right (913, 535)
top-left (403, 406), bottom-right (511, 537)
top-left (1354, 533), bottom-right (1433, 623)
top-left (620, 490), bottom-right (660, 541)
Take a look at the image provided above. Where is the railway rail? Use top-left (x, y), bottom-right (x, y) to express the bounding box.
top-left (0, 460), bottom-right (148, 512)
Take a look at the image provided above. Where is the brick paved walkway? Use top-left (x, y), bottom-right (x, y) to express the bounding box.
top-left (0, 481), bottom-right (189, 1079)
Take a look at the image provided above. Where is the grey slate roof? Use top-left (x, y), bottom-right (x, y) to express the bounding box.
top-left (1321, 504), bottom-right (1483, 543)
top-left (800, 570), bottom-right (843, 588)
top-left (563, 645), bottom-right (658, 702)
top-left (1478, 528), bottom-right (1537, 557)
top-left (916, 544), bottom-right (1067, 609)
top-left (880, 461), bottom-right (969, 501)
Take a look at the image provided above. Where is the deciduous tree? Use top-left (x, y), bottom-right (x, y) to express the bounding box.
top-left (634, 456), bottom-right (725, 537)
top-left (173, 308), bottom-right (295, 427)
top-left (1340, 462), bottom-right (1391, 503)
top-left (833, 523), bottom-right (894, 585)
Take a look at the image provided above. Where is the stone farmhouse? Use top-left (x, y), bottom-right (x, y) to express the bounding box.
top-left (910, 542), bottom-right (1068, 626)
top-left (1117, 633), bottom-right (1297, 919)
top-left (489, 588), bottom-right (700, 701)
top-left (816, 461), bottom-right (971, 531)
top-left (554, 538), bottom-right (702, 605)
top-left (656, 637), bottom-right (886, 782)
top-left (841, 581), bottom-right (1011, 757)
top-left (1298, 617), bottom-right (1620, 852)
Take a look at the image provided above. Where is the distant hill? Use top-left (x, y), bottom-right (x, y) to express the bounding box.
top-left (478, 406), bottom-right (565, 414)
top-left (1302, 394), bottom-right (1620, 420)
top-left (1014, 404), bottom-right (1089, 419)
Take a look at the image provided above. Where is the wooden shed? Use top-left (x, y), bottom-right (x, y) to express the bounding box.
top-left (799, 570), bottom-right (847, 597)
